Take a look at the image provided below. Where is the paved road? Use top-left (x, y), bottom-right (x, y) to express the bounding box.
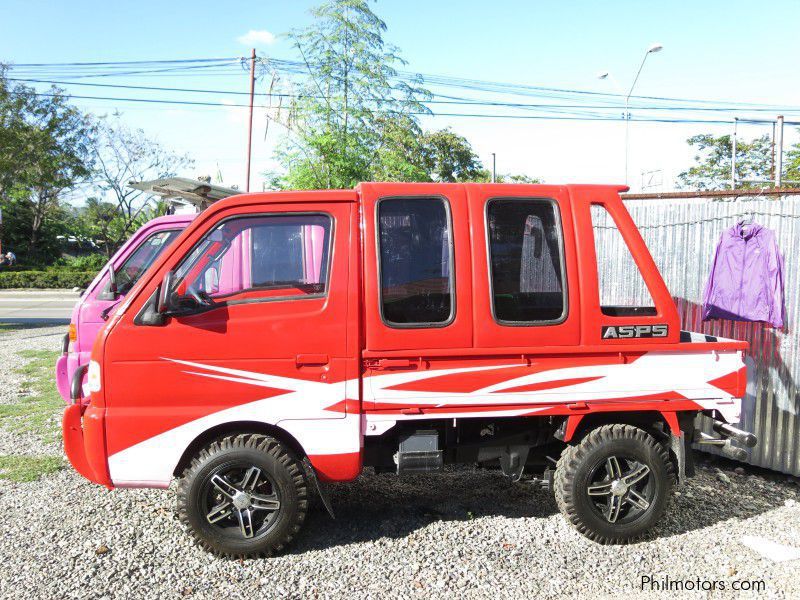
top-left (0, 290), bottom-right (79, 324)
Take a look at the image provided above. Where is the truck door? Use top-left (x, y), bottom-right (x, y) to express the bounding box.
top-left (467, 185), bottom-right (580, 348)
top-left (359, 183), bottom-right (473, 412)
top-left (429, 185), bottom-right (589, 414)
top-left (102, 196), bottom-right (360, 485)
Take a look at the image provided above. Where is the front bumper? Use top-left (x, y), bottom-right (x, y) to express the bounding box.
top-left (62, 403), bottom-right (112, 488)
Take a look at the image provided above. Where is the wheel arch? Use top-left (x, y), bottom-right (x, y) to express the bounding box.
top-left (565, 411), bottom-right (672, 445)
top-left (562, 410), bottom-right (694, 483)
top-left (172, 420), bottom-right (307, 478)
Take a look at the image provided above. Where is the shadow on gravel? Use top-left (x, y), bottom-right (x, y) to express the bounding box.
top-left (291, 453), bottom-right (799, 553)
top-left (652, 453), bottom-right (799, 541)
top-left (292, 467), bottom-right (558, 553)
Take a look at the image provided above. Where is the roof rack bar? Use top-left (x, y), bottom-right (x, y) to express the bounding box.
top-left (622, 187), bottom-right (800, 200)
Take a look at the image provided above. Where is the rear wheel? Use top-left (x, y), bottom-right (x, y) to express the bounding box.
top-left (177, 433), bottom-right (308, 558)
top-left (554, 424), bottom-right (674, 544)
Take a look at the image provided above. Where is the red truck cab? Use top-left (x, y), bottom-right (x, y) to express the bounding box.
top-left (63, 183), bottom-right (753, 557)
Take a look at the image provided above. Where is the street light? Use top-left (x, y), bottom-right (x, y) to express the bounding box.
top-left (599, 43), bottom-right (664, 186)
top-left (624, 43), bottom-right (663, 185)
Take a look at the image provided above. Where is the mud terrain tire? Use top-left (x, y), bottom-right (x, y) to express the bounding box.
top-left (177, 433), bottom-right (308, 558)
top-left (554, 424), bottom-right (674, 544)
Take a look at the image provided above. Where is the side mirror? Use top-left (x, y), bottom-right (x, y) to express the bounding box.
top-left (157, 271), bottom-right (175, 314)
top-left (97, 265), bottom-right (119, 301)
top-left (107, 264), bottom-right (119, 297)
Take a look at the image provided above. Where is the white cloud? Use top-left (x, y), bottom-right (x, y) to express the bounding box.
top-left (236, 29), bottom-right (276, 47)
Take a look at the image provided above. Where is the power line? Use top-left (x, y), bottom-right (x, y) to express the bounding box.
top-left (11, 57), bottom-right (238, 67)
top-left (10, 77), bottom-right (800, 116)
top-left (8, 57), bottom-right (800, 127)
top-left (9, 56), bottom-right (796, 112)
top-left (23, 90), bottom-right (800, 126)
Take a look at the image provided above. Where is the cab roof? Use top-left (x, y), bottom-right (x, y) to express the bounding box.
top-left (192, 183), bottom-right (630, 219)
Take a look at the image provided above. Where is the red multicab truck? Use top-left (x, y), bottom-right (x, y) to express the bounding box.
top-left (63, 183), bottom-right (756, 557)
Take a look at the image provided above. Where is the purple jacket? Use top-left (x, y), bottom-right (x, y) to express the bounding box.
top-left (702, 222), bottom-right (785, 327)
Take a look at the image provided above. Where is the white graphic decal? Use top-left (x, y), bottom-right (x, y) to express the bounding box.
top-left (108, 350), bottom-right (743, 486)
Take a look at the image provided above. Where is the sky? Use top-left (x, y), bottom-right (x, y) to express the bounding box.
top-left (2, 0), bottom-right (799, 195)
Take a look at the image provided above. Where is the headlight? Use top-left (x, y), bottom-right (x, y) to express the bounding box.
top-left (87, 360), bottom-right (102, 393)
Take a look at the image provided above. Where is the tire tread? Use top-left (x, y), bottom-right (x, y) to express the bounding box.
top-left (176, 433), bottom-right (308, 558)
top-left (554, 424), bottom-right (675, 544)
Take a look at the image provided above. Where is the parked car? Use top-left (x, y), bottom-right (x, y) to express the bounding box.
top-left (62, 183), bottom-right (756, 557)
top-left (55, 214), bottom-right (194, 402)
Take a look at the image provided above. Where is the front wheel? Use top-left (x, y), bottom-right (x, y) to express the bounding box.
top-left (554, 424), bottom-right (674, 544)
top-left (177, 433), bottom-right (308, 558)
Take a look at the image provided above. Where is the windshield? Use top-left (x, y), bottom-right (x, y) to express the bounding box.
top-left (105, 229), bottom-right (182, 297)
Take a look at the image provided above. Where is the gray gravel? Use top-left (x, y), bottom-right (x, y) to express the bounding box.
top-left (0, 324), bottom-right (65, 456)
top-left (0, 326), bottom-right (799, 599)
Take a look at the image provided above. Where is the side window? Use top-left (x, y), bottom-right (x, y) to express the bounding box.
top-left (103, 229), bottom-right (182, 298)
top-left (487, 198), bottom-right (566, 324)
top-left (378, 197), bottom-right (453, 327)
top-left (172, 214), bottom-right (331, 306)
top-left (590, 204), bottom-right (656, 316)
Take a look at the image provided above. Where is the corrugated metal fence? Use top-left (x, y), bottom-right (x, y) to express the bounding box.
top-left (594, 194), bottom-right (800, 476)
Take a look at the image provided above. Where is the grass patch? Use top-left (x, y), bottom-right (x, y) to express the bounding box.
top-left (0, 455), bottom-right (62, 482)
top-left (0, 349), bottom-right (63, 443)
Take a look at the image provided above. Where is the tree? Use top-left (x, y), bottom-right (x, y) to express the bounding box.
top-left (264, 2), bottom-right (543, 189)
top-left (271, 0), bottom-right (430, 189)
top-left (369, 115), bottom-right (429, 182)
top-left (498, 173), bottom-right (542, 184)
top-left (90, 113), bottom-right (193, 249)
top-left (418, 129), bottom-right (488, 182)
top-left (0, 67), bottom-right (95, 263)
top-left (74, 197), bottom-right (122, 257)
top-left (677, 132), bottom-right (800, 190)
top-left (371, 123), bottom-right (494, 183)
top-left (784, 135), bottom-right (800, 184)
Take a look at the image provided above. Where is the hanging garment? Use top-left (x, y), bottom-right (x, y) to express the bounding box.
top-left (702, 221), bottom-right (785, 327)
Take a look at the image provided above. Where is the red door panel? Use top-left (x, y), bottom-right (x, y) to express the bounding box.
top-left (467, 185), bottom-right (581, 348)
top-left (102, 198), bottom-right (360, 483)
top-left (360, 182), bottom-right (473, 351)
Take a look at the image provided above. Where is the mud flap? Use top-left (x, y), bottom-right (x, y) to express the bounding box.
top-left (304, 458), bottom-right (336, 519)
top-left (669, 433), bottom-right (686, 486)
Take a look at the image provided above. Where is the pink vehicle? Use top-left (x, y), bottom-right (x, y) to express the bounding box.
top-left (56, 177), bottom-right (239, 401)
top-left (56, 214), bottom-right (194, 402)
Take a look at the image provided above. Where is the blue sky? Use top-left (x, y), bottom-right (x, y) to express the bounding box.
top-left (2, 0), bottom-right (799, 193)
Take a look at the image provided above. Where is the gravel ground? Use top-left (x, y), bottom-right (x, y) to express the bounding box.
top-left (0, 325), bottom-right (799, 599)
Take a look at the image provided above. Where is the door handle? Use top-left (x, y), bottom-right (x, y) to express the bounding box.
top-left (296, 354), bottom-right (329, 366)
top-left (370, 358), bottom-right (415, 370)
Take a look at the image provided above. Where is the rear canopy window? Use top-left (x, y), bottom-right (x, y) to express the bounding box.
top-left (378, 197), bottom-right (453, 326)
top-left (487, 198), bottom-right (566, 323)
top-left (590, 204), bottom-right (656, 316)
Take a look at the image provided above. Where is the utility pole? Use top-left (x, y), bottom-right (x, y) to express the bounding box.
top-left (770, 121), bottom-right (776, 182)
top-left (245, 48), bottom-right (256, 193)
top-left (775, 115), bottom-right (784, 188)
top-left (731, 118), bottom-right (737, 190)
top-left (491, 153), bottom-right (496, 183)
